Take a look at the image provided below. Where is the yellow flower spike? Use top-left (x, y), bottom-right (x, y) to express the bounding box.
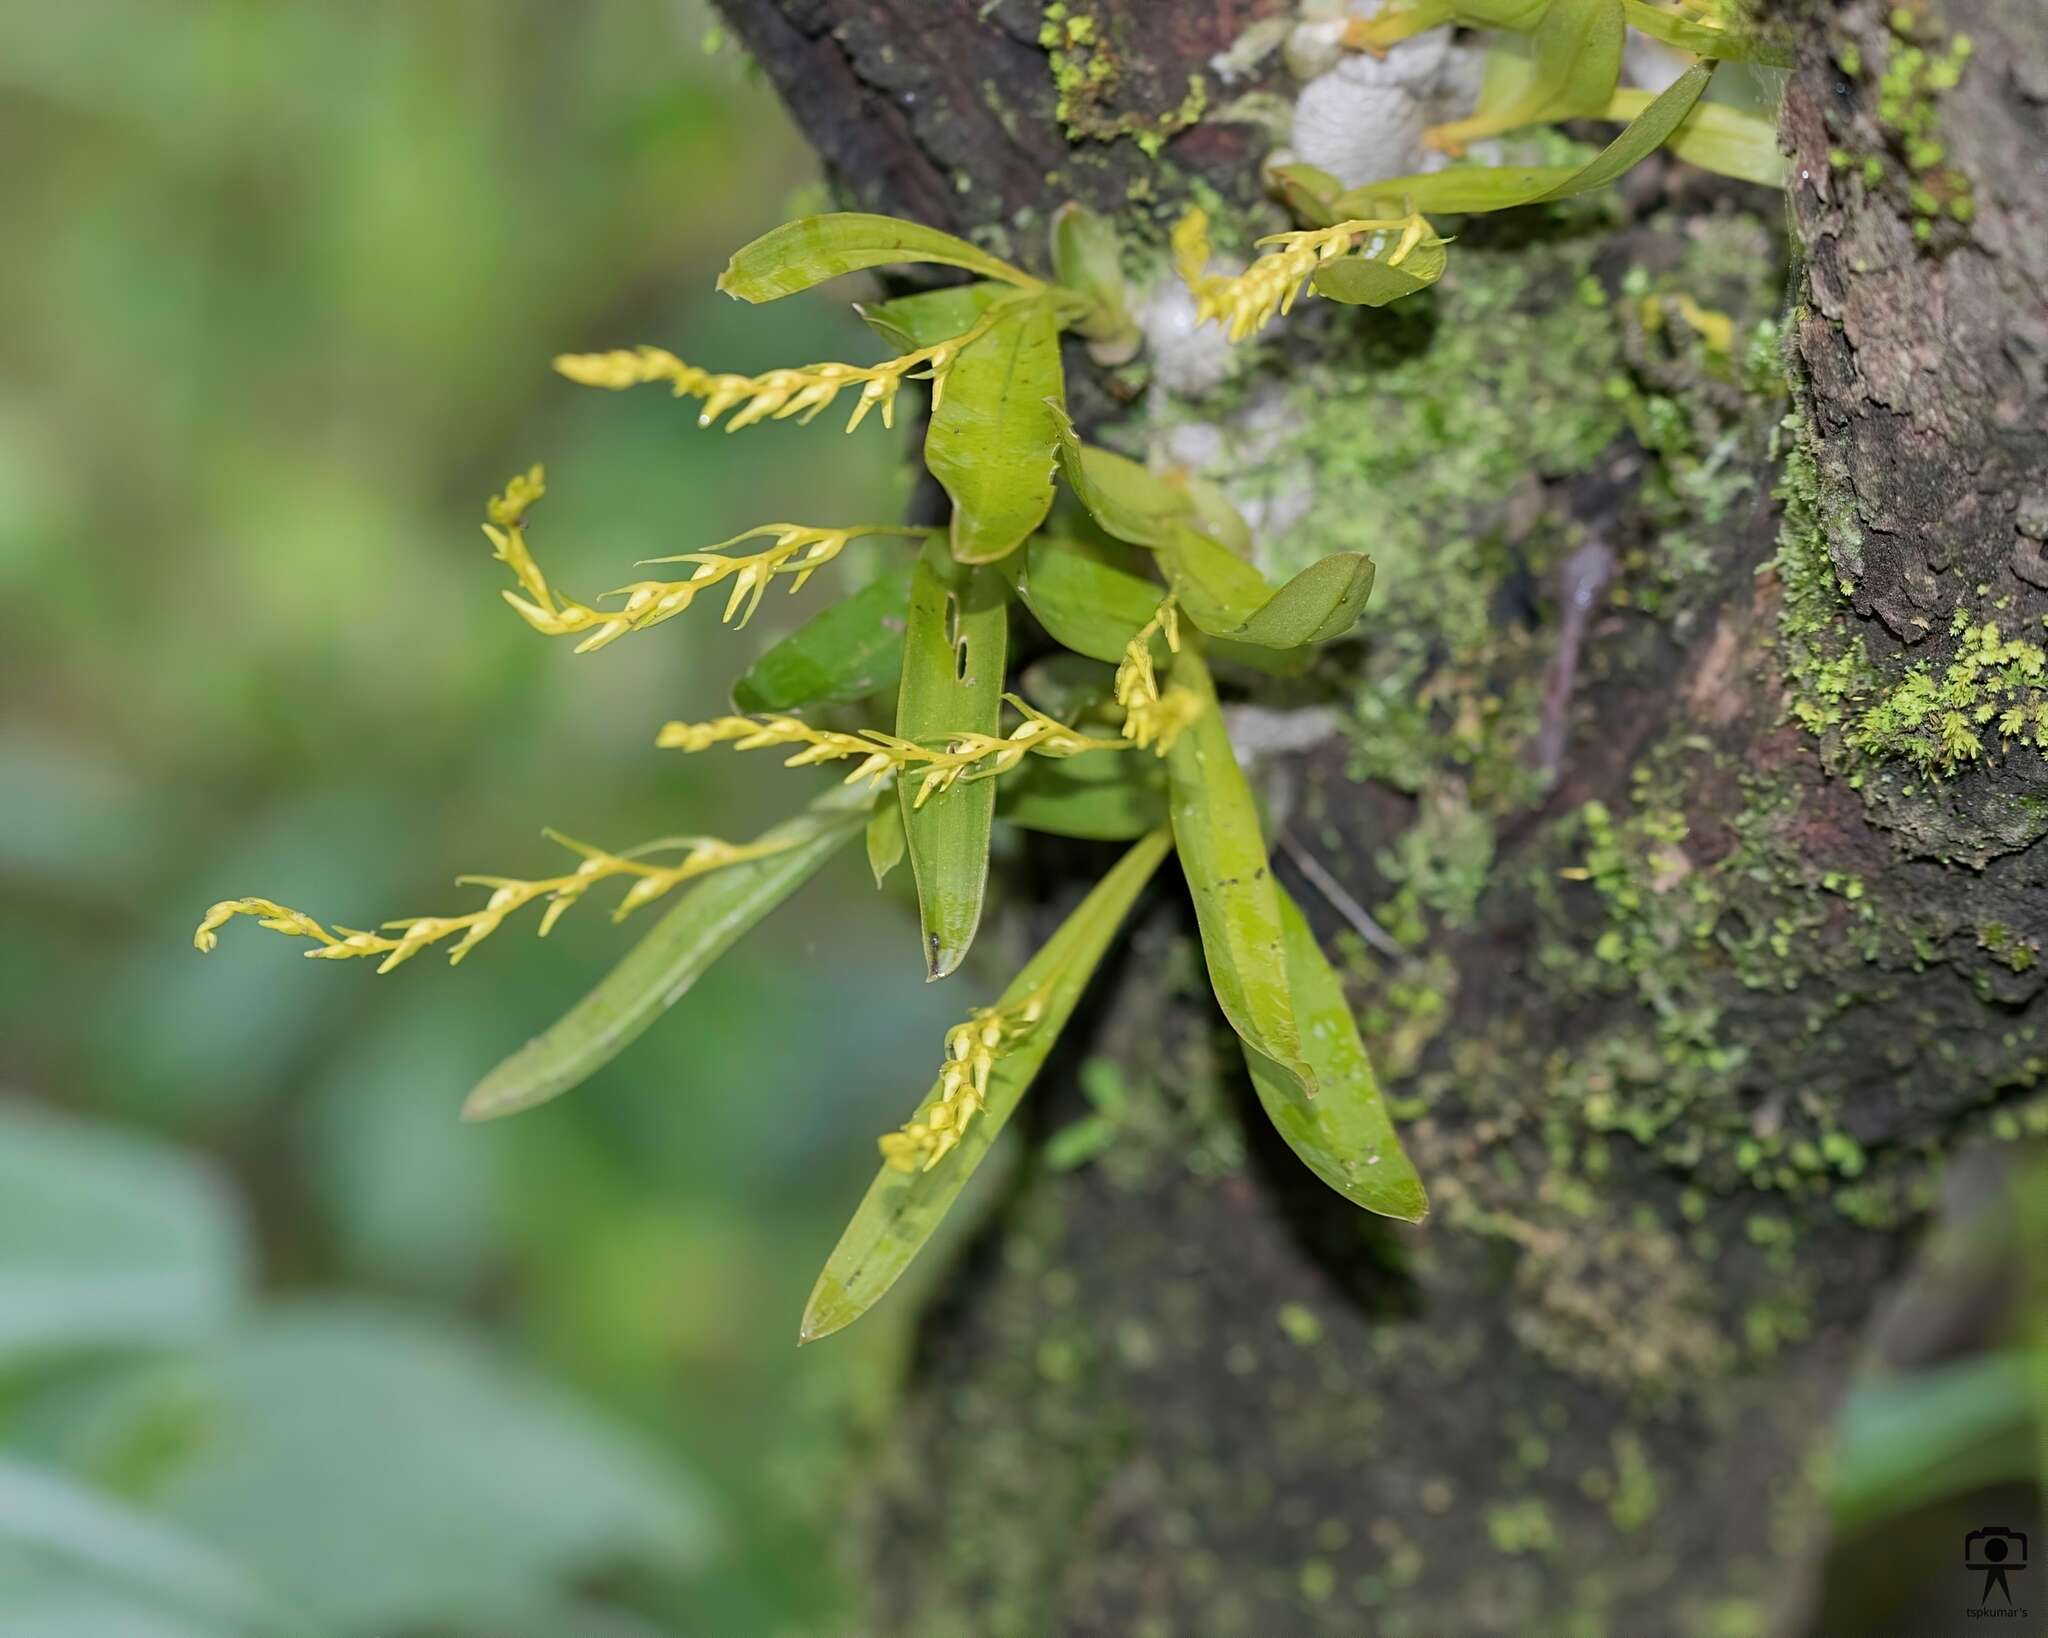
top-left (997, 695), bottom-right (1127, 761)
top-left (656, 713), bottom-right (900, 786)
top-left (879, 981), bottom-right (1059, 1173)
top-left (657, 698), bottom-right (1127, 807)
top-left (483, 468), bottom-right (556, 615)
top-left (478, 475), bottom-right (927, 649)
top-left (190, 828), bottom-right (804, 973)
top-left (487, 466), bottom-right (547, 529)
top-left (553, 299), bottom-right (1015, 435)
top-left (192, 898), bottom-right (343, 955)
top-left (1173, 207), bottom-right (1444, 342)
top-left (1114, 600), bottom-right (1202, 754)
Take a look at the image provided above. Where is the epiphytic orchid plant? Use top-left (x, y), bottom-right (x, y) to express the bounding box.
top-left (198, 0), bottom-right (1782, 1340)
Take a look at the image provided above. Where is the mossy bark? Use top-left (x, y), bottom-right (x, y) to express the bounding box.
top-left (717, 1), bottom-right (2048, 1631)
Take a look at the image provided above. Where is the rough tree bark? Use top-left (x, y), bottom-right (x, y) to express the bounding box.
top-left (715, 2), bottom-right (2046, 1632)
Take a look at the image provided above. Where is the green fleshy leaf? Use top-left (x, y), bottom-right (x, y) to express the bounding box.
top-left (896, 541), bottom-right (1009, 980)
top-left (1153, 524), bottom-right (1282, 635)
top-left (1507, 0), bottom-right (1626, 129)
top-left (927, 296), bottom-right (1065, 565)
top-left (1606, 85), bottom-right (1786, 188)
top-left (1530, 54), bottom-right (1709, 194)
top-left (1354, 0), bottom-right (1625, 160)
top-left (1337, 60), bottom-right (1715, 217)
top-left (1270, 161), bottom-right (1345, 228)
top-left (1160, 523), bottom-right (1375, 648)
top-left (1453, 0), bottom-right (1549, 24)
top-left (1346, 0), bottom-right (1543, 52)
top-left (1164, 641), bottom-right (1315, 1095)
top-left (801, 827), bottom-right (1172, 1341)
top-left (1050, 202), bottom-right (1138, 360)
top-left (1311, 234), bottom-right (1448, 307)
top-left (1337, 165), bottom-right (1582, 217)
top-left (1000, 746), bottom-right (1167, 840)
top-left (717, 213), bottom-right (1037, 303)
top-left (1179, 469), bottom-right (1258, 559)
top-left (1622, 0), bottom-right (1791, 66)
top-left (1047, 413), bottom-right (1371, 650)
top-left (856, 282), bottom-right (1005, 354)
top-left (1221, 548), bottom-right (1376, 647)
top-left (1048, 403), bottom-right (1191, 550)
top-left (461, 787), bottom-right (869, 1120)
top-left (731, 561), bottom-right (915, 713)
top-left (1245, 888), bottom-right (1428, 1221)
top-left (999, 534), bottom-right (1309, 675)
top-left (1001, 533), bottom-right (1164, 664)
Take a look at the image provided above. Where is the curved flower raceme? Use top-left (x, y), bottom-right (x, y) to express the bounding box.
top-left (554, 296), bottom-right (1017, 433)
top-left (656, 695), bottom-right (1136, 809)
top-left (481, 468), bottom-right (925, 647)
top-left (193, 828), bottom-right (804, 974)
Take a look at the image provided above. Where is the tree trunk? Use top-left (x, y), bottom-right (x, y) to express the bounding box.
top-left (716, 2), bottom-right (2048, 1632)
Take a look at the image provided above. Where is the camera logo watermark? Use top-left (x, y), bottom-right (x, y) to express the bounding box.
top-left (1965, 1526), bottom-right (2029, 1620)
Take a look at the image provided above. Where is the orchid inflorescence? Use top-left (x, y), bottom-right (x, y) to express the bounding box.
top-left (1173, 209), bottom-right (1444, 342)
top-left (188, 0), bottom-right (1793, 1344)
top-left (483, 467), bottom-right (926, 645)
top-left (193, 828), bottom-right (799, 974)
top-left (1114, 599), bottom-right (1202, 754)
top-left (553, 293), bottom-right (1017, 434)
top-left (657, 695), bottom-right (1131, 809)
top-left (185, 71), bottom-right (1786, 1327)
top-left (878, 983), bottom-right (1056, 1174)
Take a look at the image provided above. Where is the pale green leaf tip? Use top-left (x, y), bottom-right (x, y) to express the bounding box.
top-left (457, 1082), bottom-right (520, 1123)
top-left (798, 1282), bottom-right (853, 1346)
top-left (926, 932), bottom-right (969, 982)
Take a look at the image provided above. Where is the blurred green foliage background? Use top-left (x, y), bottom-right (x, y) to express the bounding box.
top-left (0, 3), bottom-right (964, 1631)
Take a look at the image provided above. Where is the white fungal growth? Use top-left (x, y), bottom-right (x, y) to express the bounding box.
top-left (1135, 276), bottom-right (1240, 398)
top-left (1291, 60), bottom-right (1430, 188)
top-left (1286, 11), bottom-right (1482, 189)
